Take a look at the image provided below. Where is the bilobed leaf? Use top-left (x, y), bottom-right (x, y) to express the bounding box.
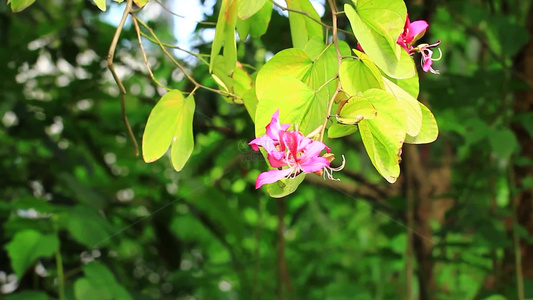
top-left (359, 89), bottom-right (406, 183)
top-left (238, 0), bottom-right (266, 19)
top-left (286, 0), bottom-right (323, 49)
top-left (404, 102), bottom-right (438, 144)
top-left (337, 96), bottom-right (377, 124)
top-left (354, 0), bottom-right (407, 55)
top-left (92, 0), bottom-right (106, 11)
top-left (384, 72), bottom-right (419, 98)
top-left (209, 0), bottom-right (237, 73)
top-left (256, 45), bottom-right (338, 100)
top-left (9, 0), bottom-right (36, 12)
top-left (243, 88), bottom-right (258, 122)
top-left (345, 4), bottom-right (415, 79)
top-left (339, 56), bottom-right (384, 96)
top-left (236, 1), bottom-right (273, 39)
top-left (5, 230), bottom-right (59, 278)
top-left (142, 90), bottom-right (195, 172)
top-left (212, 59), bottom-right (252, 103)
top-left (255, 76), bottom-right (327, 137)
top-left (328, 123), bottom-right (359, 138)
top-left (382, 77), bottom-right (422, 136)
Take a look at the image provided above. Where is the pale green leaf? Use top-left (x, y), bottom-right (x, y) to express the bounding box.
top-left (243, 87), bottom-right (258, 122)
top-left (92, 0), bottom-right (106, 11)
top-left (209, 0), bottom-right (237, 73)
top-left (337, 96), bottom-right (377, 124)
top-left (255, 76), bottom-right (327, 137)
top-left (382, 76), bottom-right (422, 136)
top-left (238, 0), bottom-right (266, 19)
top-left (345, 4), bottom-right (415, 79)
top-left (404, 102), bottom-right (438, 144)
top-left (384, 72), bottom-right (419, 98)
top-left (256, 45), bottom-right (338, 100)
top-left (354, 0), bottom-right (407, 55)
top-left (339, 55), bottom-right (384, 96)
top-left (359, 89), bottom-right (406, 183)
top-left (328, 123), bottom-right (359, 139)
top-left (286, 0), bottom-right (323, 49)
top-left (142, 90), bottom-right (195, 172)
top-left (5, 230), bottom-right (59, 278)
top-left (236, 1), bottom-right (273, 39)
top-left (212, 59), bottom-right (252, 103)
top-left (9, 0), bottom-right (35, 12)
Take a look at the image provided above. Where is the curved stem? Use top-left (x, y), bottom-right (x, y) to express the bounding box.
top-left (55, 250), bottom-right (65, 300)
top-left (107, 0), bottom-right (139, 156)
top-left (320, 0), bottom-right (343, 142)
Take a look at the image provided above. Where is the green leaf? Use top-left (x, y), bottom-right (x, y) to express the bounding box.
top-left (382, 76), bottom-right (422, 136)
top-left (236, 1), bottom-right (273, 39)
top-left (404, 102), bottom-right (438, 144)
top-left (353, 0), bottom-right (407, 55)
top-left (5, 230), bottom-right (59, 278)
top-left (62, 206), bottom-right (113, 248)
top-left (337, 96), bottom-right (377, 124)
top-left (212, 59), bottom-right (252, 103)
top-left (384, 72), bottom-right (419, 98)
top-left (59, 173), bottom-right (106, 209)
top-left (286, 0), bottom-right (323, 49)
top-left (92, 0), bottom-right (106, 11)
top-left (75, 263), bottom-right (132, 300)
top-left (256, 45), bottom-right (338, 101)
top-left (209, 0), bottom-right (237, 73)
top-left (358, 89), bottom-right (406, 183)
top-left (10, 0), bottom-right (36, 12)
top-left (339, 56), bottom-right (384, 96)
top-left (142, 90), bottom-right (195, 172)
top-left (255, 76), bottom-right (327, 137)
top-left (328, 123), bottom-right (359, 139)
top-left (237, 0), bottom-right (267, 19)
top-left (344, 3), bottom-right (415, 79)
top-left (5, 291), bottom-right (48, 300)
top-left (243, 87), bottom-right (258, 122)
top-left (488, 128), bottom-right (519, 159)
top-left (266, 173), bottom-right (306, 198)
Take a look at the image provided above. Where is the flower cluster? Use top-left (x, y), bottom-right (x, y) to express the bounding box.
top-left (249, 110), bottom-right (344, 189)
top-left (397, 15), bottom-right (442, 74)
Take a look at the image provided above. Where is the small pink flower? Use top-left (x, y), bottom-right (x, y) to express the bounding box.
top-left (397, 15), bottom-right (429, 52)
top-left (415, 41), bottom-right (442, 74)
top-left (250, 111), bottom-right (344, 189)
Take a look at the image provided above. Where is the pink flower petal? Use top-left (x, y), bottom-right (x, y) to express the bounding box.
top-left (265, 110), bottom-right (290, 140)
top-left (408, 20), bottom-right (429, 43)
top-left (299, 140), bottom-right (327, 161)
top-left (267, 150), bottom-right (289, 168)
top-left (300, 156), bottom-right (330, 173)
top-left (255, 168), bottom-right (294, 189)
top-left (249, 135), bottom-right (276, 152)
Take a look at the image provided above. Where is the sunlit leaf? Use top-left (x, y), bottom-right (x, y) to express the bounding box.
top-left (384, 72), bottom-right (419, 98)
top-left (238, 0), bottom-right (267, 19)
top-left (404, 102), bottom-right (438, 144)
top-left (142, 90), bottom-right (195, 172)
top-left (382, 76), bottom-right (422, 136)
top-left (359, 89), bottom-right (406, 183)
top-left (255, 76), bottom-right (327, 137)
top-left (339, 55), bottom-right (384, 96)
top-left (209, 0), bottom-right (237, 73)
top-left (353, 0), bottom-right (407, 55)
top-left (9, 0), bottom-right (36, 12)
top-left (5, 230), bottom-right (59, 278)
top-left (92, 0), bottom-right (106, 11)
top-left (328, 123), bottom-right (359, 138)
top-left (243, 87), bottom-right (258, 122)
top-left (286, 0), bottom-right (323, 49)
top-left (337, 96), bottom-right (377, 124)
top-left (345, 3), bottom-right (415, 79)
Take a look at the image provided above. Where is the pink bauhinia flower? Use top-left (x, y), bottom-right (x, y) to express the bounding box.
top-left (249, 110), bottom-right (344, 189)
top-left (397, 15), bottom-right (429, 52)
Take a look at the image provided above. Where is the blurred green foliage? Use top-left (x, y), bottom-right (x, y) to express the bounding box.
top-left (1, 0), bottom-right (533, 299)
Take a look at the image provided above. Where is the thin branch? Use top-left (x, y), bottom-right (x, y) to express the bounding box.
top-left (131, 16), bottom-right (171, 91)
top-left (320, 0), bottom-right (343, 141)
top-left (133, 15), bottom-right (242, 101)
top-left (107, 0), bottom-right (139, 156)
top-left (138, 31), bottom-right (210, 65)
top-left (153, 0), bottom-right (217, 26)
